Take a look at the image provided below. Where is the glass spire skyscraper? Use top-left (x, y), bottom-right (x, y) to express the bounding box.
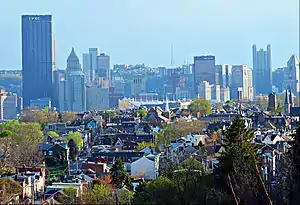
top-left (21, 15), bottom-right (53, 107)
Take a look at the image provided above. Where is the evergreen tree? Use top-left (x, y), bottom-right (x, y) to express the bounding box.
top-left (68, 139), bottom-right (78, 161)
top-left (111, 159), bottom-right (132, 189)
top-left (215, 116), bottom-right (270, 204)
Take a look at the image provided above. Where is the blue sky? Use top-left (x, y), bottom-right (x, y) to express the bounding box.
top-left (0, 0), bottom-right (299, 69)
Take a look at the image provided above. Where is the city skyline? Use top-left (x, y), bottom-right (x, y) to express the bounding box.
top-left (0, 0), bottom-right (299, 69)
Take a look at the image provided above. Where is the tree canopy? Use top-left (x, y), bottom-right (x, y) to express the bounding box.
top-left (135, 142), bottom-right (155, 152)
top-left (188, 99), bottom-right (212, 116)
top-left (133, 109), bottom-right (147, 118)
top-left (66, 132), bottom-right (83, 150)
top-left (111, 159), bottom-right (132, 189)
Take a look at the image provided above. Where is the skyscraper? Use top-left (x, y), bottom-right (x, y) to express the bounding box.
top-left (193, 55), bottom-right (216, 96)
top-left (215, 64), bottom-right (232, 87)
top-left (231, 65), bottom-right (253, 101)
top-left (66, 48), bottom-right (86, 112)
top-left (22, 15), bottom-right (53, 107)
top-left (198, 81), bottom-right (211, 101)
top-left (82, 48), bottom-right (98, 84)
top-left (96, 53), bottom-right (110, 87)
top-left (252, 44), bottom-right (272, 95)
top-left (284, 55), bottom-right (300, 95)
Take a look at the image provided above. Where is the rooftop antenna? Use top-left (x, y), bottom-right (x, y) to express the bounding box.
top-left (170, 44), bottom-right (174, 67)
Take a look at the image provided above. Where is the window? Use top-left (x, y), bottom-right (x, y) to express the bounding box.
top-left (49, 150), bottom-right (53, 156)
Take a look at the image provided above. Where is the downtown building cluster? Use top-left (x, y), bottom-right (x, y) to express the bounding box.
top-left (10, 14), bottom-right (298, 116)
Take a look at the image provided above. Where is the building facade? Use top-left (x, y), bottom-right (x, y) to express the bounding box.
top-left (198, 81), bottom-right (211, 101)
top-left (96, 53), bottom-right (110, 87)
top-left (284, 55), bottom-right (300, 95)
top-left (252, 44), bottom-right (272, 95)
top-left (220, 86), bottom-right (230, 102)
top-left (22, 15), bottom-right (53, 106)
top-left (86, 86), bottom-right (109, 110)
top-left (66, 48), bottom-right (86, 112)
top-left (231, 65), bottom-right (253, 101)
top-left (0, 90), bottom-right (18, 120)
top-left (193, 55), bottom-right (216, 96)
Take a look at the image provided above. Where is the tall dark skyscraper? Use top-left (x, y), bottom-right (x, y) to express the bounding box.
top-left (252, 44), bottom-right (272, 95)
top-left (22, 15), bottom-right (53, 106)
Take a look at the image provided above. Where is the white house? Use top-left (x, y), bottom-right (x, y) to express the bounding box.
top-left (131, 154), bottom-right (160, 180)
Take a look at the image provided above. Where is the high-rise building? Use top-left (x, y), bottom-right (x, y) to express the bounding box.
top-left (96, 53), bottom-right (110, 87)
top-left (211, 85), bottom-right (221, 102)
top-left (252, 44), bottom-right (272, 95)
top-left (131, 75), bottom-right (146, 97)
top-left (53, 69), bottom-right (67, 112)
top-left (216, 64), bottom-right (232, 87)
top-left (86, 85), bottom-right (109, 110)
top-left (231, 65), bottom-right (253, 101)
top-left (198, 81), bottom-right (211, 101)
top-left (22, 15), bottom-right (53, 106)
top-left (284, 55), bottom-right (300, 95)
top-left (0, 90), bottom-right (18, 120)
top-left (272, 67), bottom-right (285, 93)
top-left (220, 86), bottom-right (230, 102)
top-left (268, 93), bottom-right (277, 110)
top-left (66, 48), bottom-right (86, 112)
top-left (30, 97), bottom-right (51, 110)
top-left (193, 55), bottom-right (216, 96)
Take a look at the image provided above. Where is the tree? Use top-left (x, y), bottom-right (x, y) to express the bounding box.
top-left (188, 99), bottom-right (212, 116)
top-left (111, 159), bottom-right (132, 189)
top-left (0, 121), bottom-right (43, 169)
top-left (57, 188), bottom-right (78, 204)
top-left (133, 109), bottom-right (147, 118)
top-left (66, 132), bottom-right (83, 150)
top-left (20, 108), bottom-right (58, 129)
top-left (133, 177), bottom-right (178, 205)
top-left (215, 116), bottom-right (271, 204)
top-left (0, 178), bottom-right (22, 203)
top-left (68, 139), bottom-right (78, 161)
top-left (135, 142), bottom-right (155, 152)
top-left (47, 131), bottom-right (59, 137)
top-left (62, 112), bottom-right (78, 124)
top-left (86, 184), bottom-right (112, 205)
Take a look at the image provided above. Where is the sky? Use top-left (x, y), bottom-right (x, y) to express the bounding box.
top-left (0, 0), bottom-right (299, 70)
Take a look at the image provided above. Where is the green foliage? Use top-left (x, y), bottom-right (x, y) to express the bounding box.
top-left (133, 177), bottom-right (177, 205)
top-left (86, 184), bottom-right (112, 205)
top-left (62, 112), bottom-right (78, 124)
top-left (0, 130), bottom-right (13, 138)
top-left (119, 189), bottom-right (134, 205)
top-left (215, 116), bottom-right (265, 203)
top-left (0, 120), bottom-right (43, 145)
top-left (135, 141), bottom-right (155, 151)
top-left (66, 132), bottom-right (83, 150)
top-left (133, 109), bottom-right (147, 118)
top-left (20, 107), bottom-right (58, 129)
top-left (58, 188), bottom-right (77, 204)
top-left (47, 131), bottom-right (59, 137)
top-left (156, 120), bottom-right (208, 146)
top-left (68, 139), bottom-right (78, 161)
top-left (111, 159), bottom-right (132, 189)
top-left (188, 98), bottom-right (212, 116)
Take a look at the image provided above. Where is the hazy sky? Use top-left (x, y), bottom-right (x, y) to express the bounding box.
top-left (0, 0), bottom-right (299, 70)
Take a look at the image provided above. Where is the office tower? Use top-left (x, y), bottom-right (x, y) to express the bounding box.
top-left (96, 53), bottom-right (110, 87)
top-left (216, 64), bottom-right (232, 86)
top-left (285, 89), bottom-right (291, 114)
top-left (231, 65), bottom-right (253, 101)
top-left (220, 86), bottom-right (230, 102)
top-left (66, 48), bottom-right (86, 112)
top-left (131, 75), bottom-right (146, 97)
top-left (198, 81), bottom-right (211, 101)
top-left (193, 55), bottom-right (216, 96)
top-left (82, 48), bottom-right (98, 84)
top-left (0, 90), bottom-right (18, 120)
top-left (272, 67), bottom-right (285, 93)
top-left (22, 15), bottom-right (53, 106)
top-left (211, 85), bottom-right (221, 102)
top-left (252, 44), bottom-right (272, 95)
top-left (86, 85), bottom-right (109, 110)
top-left (284, 55), bottom-right (300, 95)
top-left (268, 93), bottom-right (277, 110)
top-left (30, 97), bottom-right (51, 110)
top-left (53, 69), bottom-right (67, 111)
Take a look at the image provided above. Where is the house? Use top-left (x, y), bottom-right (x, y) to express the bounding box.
top-left (81, 162), bottom-right (110, 177)
top-left (131, 154), bottom-right (160, 180)
top-left (38, 143), bottom-right (69, 158)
